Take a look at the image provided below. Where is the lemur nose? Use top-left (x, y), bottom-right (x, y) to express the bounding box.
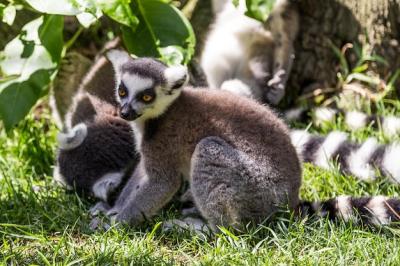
top-left (120, 109), bottom-right (130, 120)
top-left (120, 105), bottom-right (141, 121)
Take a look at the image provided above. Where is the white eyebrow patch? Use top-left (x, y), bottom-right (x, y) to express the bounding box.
top-left (122, 74), bottom-right (154, 93)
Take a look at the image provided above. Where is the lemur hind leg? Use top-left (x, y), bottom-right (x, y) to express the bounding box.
top-left (190, 137), bottom-right (274, 230)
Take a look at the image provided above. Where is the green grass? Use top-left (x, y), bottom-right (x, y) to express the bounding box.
top-left (2, 105), bottom-right (400, 265)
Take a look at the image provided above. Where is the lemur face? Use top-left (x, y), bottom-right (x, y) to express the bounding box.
top-left (107, 50), bottom-right (188, 122)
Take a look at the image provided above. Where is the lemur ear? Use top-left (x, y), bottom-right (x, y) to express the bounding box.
top-left (164, 65), bottom-right (189, 90)
top-left (106, 49), bottom-right (131, 72)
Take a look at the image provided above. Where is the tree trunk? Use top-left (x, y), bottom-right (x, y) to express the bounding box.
top-left (287, 0), bottom-right (400, 104)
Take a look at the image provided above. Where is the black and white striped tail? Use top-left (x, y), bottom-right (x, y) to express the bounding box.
top-left (299, 196), bottom-right (400, 226)
top-left (291, 130), bottom-right (400, 182)
top-left (285, 107), bottom-right (400, 137)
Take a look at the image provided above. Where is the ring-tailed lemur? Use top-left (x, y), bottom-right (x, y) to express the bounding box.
top-left (200, 0), bottom-right (299, 105)
top-left (53, 55), bottom-right (140, 206)
top-left (285, 107), bottom-right (400, 137)
top-left (100, 50), bottom-right (400, 230)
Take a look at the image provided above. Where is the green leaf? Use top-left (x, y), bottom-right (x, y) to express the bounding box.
top-left (39, 15), bottom-right (64, 63)
top-left (75, 0), bottom-right (103, 28)
top-left (98, 0), bottom-right (139, 28)
top-left (346, 73), bottom-right (380, 85)
top-left (158, 45), bottom-right (184, 66)
top-left (0, 4), bottom-right (5, 17)
top-left (0, 16), bottom-right (60, 131)
top-left (25, 0), bottom-right (81, 15)
top-left (1, 17), bottom-right (56, 77)
top-left (26, 0), bottom-right (102, 28)
top-left (0, 70), bottom-right (51, 131)
top-left (122, 0), bottom-right (195, 64)
top-left (2, 4), bottom-right (16, 25)
top-left (245, 0), bottom-right (276, 22)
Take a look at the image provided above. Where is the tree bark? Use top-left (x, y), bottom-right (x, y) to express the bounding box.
top-left (287, 0), bottom-right (400, 104)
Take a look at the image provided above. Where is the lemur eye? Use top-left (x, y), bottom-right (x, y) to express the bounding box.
top-left (118, 86), bottom-right (127, 97)
top-left (142, 94), bottom-right (153, 102)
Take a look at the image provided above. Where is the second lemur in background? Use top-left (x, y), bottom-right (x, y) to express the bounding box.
top-left (201, 0), bottom-right (299, 105)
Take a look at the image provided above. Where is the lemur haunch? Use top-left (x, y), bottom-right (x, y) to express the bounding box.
top-left (104, 50), bottom-right (400, 229)
top-left (53, 56), bottom-right (140, 205)
top-left (201, 0), bottom-right (298, 105)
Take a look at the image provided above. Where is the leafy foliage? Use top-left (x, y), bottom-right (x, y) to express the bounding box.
top-left (0, 0), bottom-right (195, 131)
top-left (122, 0), bottom-right (195, 65)
top-left (245, 0), bottom-right (276, 22)
top-left (0, 15), bottom-right (63, 131)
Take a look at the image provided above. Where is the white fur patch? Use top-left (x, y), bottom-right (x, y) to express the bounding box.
top-left (347, 138), bottom-right (379, 181)
top-left (345, 111), bottom-right (367, 130)
top-left (382, 143), bottom-right (400, 183)
top-left (53, 165), bottom-right (73, 190)
top-left (221, 79), bottom-right (254, 99)
top-left (131, 122), bottom-right (144, 153)
top-left (314, 107), bottom-right (337, 125)
top-left (92, 172), bottom-right (123, 201)
top-left (382, 116), bottom-right (400, 137)
top-left (57, 123), bottom-right (87, 150)
top-left (336, 196), bottom-right (356, 222)
top-left (366, 196), bottom-right (389, 225)
top-left (164, 65), bottom-right (188, 89)
top-left (314, 131), bottom-right (348, 169)
top-left (290, 130), bottom-right (311, 160)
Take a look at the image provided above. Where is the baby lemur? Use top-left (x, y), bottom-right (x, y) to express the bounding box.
top-left (53, 55), bottom-right (140, 205)
top-left (201, 0), bottom-right (299, 105)
top-left (101, 50), bottom-right (400, 230)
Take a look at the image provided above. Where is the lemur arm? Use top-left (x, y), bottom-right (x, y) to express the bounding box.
top-left (107, 161), bottom-right (182, 225)
top-left (264, 0), bottom-right (299, 105)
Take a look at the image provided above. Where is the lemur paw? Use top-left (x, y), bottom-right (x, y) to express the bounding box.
top-left (89, 217), bottom-right (111, 231)
top-left (106, 206), bottom-right (144, 226)
top-left (89, 202), bottom-right (111, 217)
top-left (265, 69), bottom-right (287, 105)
